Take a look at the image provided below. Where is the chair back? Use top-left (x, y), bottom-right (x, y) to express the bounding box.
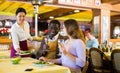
top-left (89, 47), bottom-right (112, 73)
top-left (111, 49), bottom-right (120, 73)
top-left (89, 48), bottom-right (103, 68)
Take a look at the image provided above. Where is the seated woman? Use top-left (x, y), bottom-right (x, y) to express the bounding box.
top-left (39, 19), bottom-right (86, 73)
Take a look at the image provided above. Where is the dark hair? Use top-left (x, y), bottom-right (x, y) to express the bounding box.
top-left (64, 19), bottom-right (85, 43)
top-left (49, 20), bottom-right (60, 29)
top-left (16, 8), bottom-right (26, 15)
top-left (85, 28), bottom-right (91, 32)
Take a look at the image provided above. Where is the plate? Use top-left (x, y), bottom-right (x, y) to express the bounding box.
top-left (33, 61), bottom-right (54, 67)
top-left (16, 51), bottom-right (30, 56)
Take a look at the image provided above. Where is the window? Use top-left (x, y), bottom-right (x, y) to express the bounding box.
top-left (113, 26), bottom-right (120, 38)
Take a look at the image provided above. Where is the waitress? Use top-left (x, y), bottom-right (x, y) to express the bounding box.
top-left (10, 8), bottom-right (33, 58)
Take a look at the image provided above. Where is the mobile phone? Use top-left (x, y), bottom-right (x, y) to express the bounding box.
top-left (25, 68), bottom-right (33, 71)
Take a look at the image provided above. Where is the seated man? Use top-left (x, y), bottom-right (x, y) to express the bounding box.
top-left (36, 20), bottom-right (67, 59)
top-left (85, 28), bottom-right (99, 50)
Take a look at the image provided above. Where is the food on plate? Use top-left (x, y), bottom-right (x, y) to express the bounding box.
top-left (20, 51), bottom-right (30, 54)
top-left (33, 61), bottom-right (49, 64)
top-left (11, 57), bottom-right (21, 64)
top-left (16, 51), bottom-right (30, 55)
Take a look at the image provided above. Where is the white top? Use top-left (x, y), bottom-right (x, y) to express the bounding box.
top-left (48, 33), bottom-right (59, 42)
top-left (11, 21), bottom-right (32, 51)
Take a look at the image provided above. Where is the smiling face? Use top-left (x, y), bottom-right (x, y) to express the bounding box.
top-left (16, 12), bottom-right (26, 24)
top-left (48, 23), bottom-right (60, 38)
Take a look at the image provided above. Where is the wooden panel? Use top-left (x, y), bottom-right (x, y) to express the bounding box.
top-left (56, 10), bottom-right (92, 21)
top-left (39, 8), bottom-right (74, 20)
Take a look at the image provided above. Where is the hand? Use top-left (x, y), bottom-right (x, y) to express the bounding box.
top-left (33, 37), bottom-right (43, 41)
top-left (58, 42), bottom-right (64, 50)
top-left (39, 57), bottom-right (47, 62)
top-left (58, 43), bottom-right (67, 55)
top-left (16, 48), bottom-right (21, 53)
top-left (62, 48), bottom-right (67, 55)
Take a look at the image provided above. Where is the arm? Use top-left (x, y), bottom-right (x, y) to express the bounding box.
top-left (25, 22), bottom-right (41, 41)
top-left (92, 39), bottom-right (99, 48)
top-left (59, 43), bottom-right (76, 62)
top-left (11, 27), bottom-right (20, 52)
top-left (46, 58), bottom-right (61, 64)
top-left (25, 21), bottom-right (33, 41)
top-left (75, 40), bottom-right (86, 67)
top-left (59, 40), bottom-right (86, 67)
top-left (39, 57), bottom-right (61, 64)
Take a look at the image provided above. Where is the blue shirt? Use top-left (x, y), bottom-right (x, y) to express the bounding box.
top-left (87, 37), bottom-right (99, 50)
top-left (58, 39), bottom-right (86, 71)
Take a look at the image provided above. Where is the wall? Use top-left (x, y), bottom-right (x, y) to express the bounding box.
top-left (0, 15), bottom-right (33, 22)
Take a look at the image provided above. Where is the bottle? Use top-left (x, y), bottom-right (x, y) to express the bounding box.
top-left (9, 34), bottom-right (11, 39)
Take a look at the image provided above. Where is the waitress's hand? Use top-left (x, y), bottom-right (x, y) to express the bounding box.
top-left (15, 48), bottom-right (21, 55)
top-left (58, 43), bottom-right (67, 55)
top-left (16, 48), bottom-right (21, 53)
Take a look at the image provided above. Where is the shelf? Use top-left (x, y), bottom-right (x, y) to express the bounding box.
top-left (0, 36), bottom-right (12, 44)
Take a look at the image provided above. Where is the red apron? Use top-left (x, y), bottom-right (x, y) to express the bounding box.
top-left (10, 40), bottom-right (30, 58)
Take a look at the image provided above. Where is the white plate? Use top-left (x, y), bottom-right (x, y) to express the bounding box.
top-left (16, 51), bottom-right (30, 56)
top-left (33, 62), bottom-right (54, 67)
top-left (18, 53), bottom-right (30, 56)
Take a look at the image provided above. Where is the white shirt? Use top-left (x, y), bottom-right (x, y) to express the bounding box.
top-left (11, 21), bottom-right (32, 51)
top-left (48, 33), bottom-right (59, 42)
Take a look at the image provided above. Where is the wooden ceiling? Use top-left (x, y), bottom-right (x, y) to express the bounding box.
top-left (0, 0), bottom-right (120, 22)
top-left (101, 0), bottom-right (120, 5)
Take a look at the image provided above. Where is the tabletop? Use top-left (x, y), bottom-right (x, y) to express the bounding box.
top-left (0, 58), bottom-right (71, 73)
top-left (0, 50), bottom-right (10, 59)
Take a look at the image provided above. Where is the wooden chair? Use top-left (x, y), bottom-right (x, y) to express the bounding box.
top-left (111, 49), bottom-right (120, 73)
top-left (89, 47), bottom-right (111, 73)
top-left (82, 60), bottom-right (89, 73)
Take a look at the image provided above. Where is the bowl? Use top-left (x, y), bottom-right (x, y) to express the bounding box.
top-left (11, 57), bottom-right (21, 64)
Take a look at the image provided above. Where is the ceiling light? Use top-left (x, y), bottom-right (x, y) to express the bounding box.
top-left (42, 0), bottom-right (53, 3)
top-left (74, 10), bottom-right (80, 13)
top-left (49, 16), bottom-right (54, 19)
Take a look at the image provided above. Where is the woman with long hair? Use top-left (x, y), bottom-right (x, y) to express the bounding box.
top-left (39, 19), bottom-right (86, 73)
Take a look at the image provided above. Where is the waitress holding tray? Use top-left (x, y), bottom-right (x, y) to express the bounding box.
top-left (10, 8), bottom-right (33, 58)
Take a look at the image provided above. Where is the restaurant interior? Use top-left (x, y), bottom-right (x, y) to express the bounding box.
top-left (0, 0), bottom-right (120, 73)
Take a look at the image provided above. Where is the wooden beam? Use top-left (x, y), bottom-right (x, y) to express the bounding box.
top-left (102, 0), bottom-right (120, 5)
top-left (39, 8), bottom-right (74, 20)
